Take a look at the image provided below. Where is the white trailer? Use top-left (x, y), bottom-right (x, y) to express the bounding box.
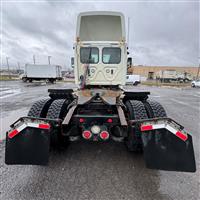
top-left (22, 64), bottom-right (62, 83)
top-left (156, 70), bottom-right (192, 83)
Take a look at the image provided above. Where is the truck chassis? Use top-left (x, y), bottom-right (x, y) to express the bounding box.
top-left (5, 88), bottom-right (196, 172)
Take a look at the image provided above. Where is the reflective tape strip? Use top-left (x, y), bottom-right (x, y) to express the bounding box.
top-left (141, 125), bottom-right (153, 131)
top-left (141, 122), bottom-right (188, 141)
top-left (27, 122), bottom-right (39, 128)
top-left (165, 124), bottom-right (177, 135)
top-left (152, 124), bottom-right (165, 129)
top-left (38, 123), bottom-right (50, 129)
top-left (165, 124), bottom-right (188, 141)
top-left (8, 129), bottom-right (19, 139)
top-left (8, 122), bottom-right (50, 139)
top-left (27, 122), bottom-right (50, 129)
top-left (141, 124), bottom-right (165, 131)
top-left (17, 124), bottom-right (27, 132)
top-left (8, 123), bottom-right (27, 138)
top-left (176, 131), bottom-right (188, 141)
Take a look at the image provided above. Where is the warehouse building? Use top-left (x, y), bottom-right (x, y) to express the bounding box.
top-left (128, 66), bottom-right (199, 80)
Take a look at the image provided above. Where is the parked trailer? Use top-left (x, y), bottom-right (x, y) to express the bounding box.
top-left (5, 12), bottom-right (196, 173)
top-left (22, 64), bottom-right (62, 83)
top-left (156, 70), bottom-right (192, 83)
top-left (156, 70), bottom-right (177, 82)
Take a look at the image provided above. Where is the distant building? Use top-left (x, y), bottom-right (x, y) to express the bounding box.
top-left (128, 66), bottom-right (198, 80)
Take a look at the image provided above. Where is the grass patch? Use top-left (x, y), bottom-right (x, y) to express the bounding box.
top-left (141, 81), bottom-right (191, 87)
top-left (0, 75), bottom-right (20, 81)
top-left (0, 75), bottom-right (13, 81)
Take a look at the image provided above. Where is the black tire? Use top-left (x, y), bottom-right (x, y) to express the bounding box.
top-left (29, 79), bottom-right (33, 83)
top-left (28, 98), bottom-right (53, 118)
top-left (48, 79), bottom-right (55, 84)
top-left (22, 77), bottom-right (27, 82)
top-left (144, 100), bottom-right (167, 118)
top-left (46, 99), bottom-right (69, 120)
top-left (125, 100), bottom-right (148, 152)
top-left (46, 99), bottom-right (70, 148)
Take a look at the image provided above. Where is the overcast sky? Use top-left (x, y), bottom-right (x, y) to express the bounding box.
top-left (1, 0), bottom-right (199, 70)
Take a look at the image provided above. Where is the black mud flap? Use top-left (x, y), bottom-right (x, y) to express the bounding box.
top-left (141, 129), bottom-right (196, 172)
top-left (5, 127), bottom-right (50, 165)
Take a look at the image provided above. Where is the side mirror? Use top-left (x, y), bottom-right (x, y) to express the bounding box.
top-left (127, 57), bottom-right (132, 68)
top-left (71, 57), bottom-right (74, 69)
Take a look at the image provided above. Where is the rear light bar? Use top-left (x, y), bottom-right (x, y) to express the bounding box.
top-left (8, 122), bottom-right (50, 139)
top-left (140, 122), bottom-right (188, 141)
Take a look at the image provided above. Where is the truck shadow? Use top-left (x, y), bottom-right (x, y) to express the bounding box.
top-left (1, 140), bottom-right (174, 200)
top-left (43, 141), bottom-right (172, 200)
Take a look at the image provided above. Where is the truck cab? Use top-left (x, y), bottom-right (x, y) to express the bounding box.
top-left (74, 11), bottom-right (127, 87)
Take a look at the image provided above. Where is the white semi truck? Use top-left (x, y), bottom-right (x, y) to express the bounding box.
top-left (22, 64), bottom-right (62, 83)
top-left (5, 11), bottom-right (196, 173)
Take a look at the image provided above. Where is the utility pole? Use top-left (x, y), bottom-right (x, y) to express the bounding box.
top-left (6, 57), bottom-right (11, 79)
top-left (33, 55), bottom-right (36, 64)
top-left (48, 56), bottom-right (51, 65)
top-left (17, 62), bottom-right (20, 70)
top-left (196, 57), bottom-right (200, 80)
top-left (17, 62), bottom-right (21, 74)
top-left (127, 17), bottom-right (130, 45)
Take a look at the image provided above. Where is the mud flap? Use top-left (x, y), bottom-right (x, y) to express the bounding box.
top-left (5, 127), bottom-right (50, 165)
top-left (141, 129), bottom-right (196, 172)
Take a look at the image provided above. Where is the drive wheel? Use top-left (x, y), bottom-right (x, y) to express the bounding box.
top-left (28, 98), bottom-right (53, 118)
top-left (191, 83), bottom-right (195, 88)
top-left (46, 99), bottom-right (70, 148)
top-left (144, 100), bottom-right (167, 118)
top-left (125, 100), bottom-right (148, 152)
top-left (22, 77), bottom-right (27, 82)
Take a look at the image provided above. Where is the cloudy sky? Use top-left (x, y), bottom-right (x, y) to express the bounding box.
top-left (1, 0), bottom-right (199, 70)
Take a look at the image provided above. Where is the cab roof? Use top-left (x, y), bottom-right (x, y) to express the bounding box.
top-left (76, 11), bottom-right (126, 42)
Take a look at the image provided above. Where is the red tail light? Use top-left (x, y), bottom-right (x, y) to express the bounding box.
top-left (79, 118), bottom-right (85, 123)
top-left (107, 118), bottom-right (113, 123)
top-left (100, 131), bottom-right (109, 140)
top-left (82, 130), bottom-right (92, 139)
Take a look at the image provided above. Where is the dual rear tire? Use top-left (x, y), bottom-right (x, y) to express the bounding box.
top-left (125, 100), bottom-right (167, 152)
top-left (28, 98), bottom-right (70, 148)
